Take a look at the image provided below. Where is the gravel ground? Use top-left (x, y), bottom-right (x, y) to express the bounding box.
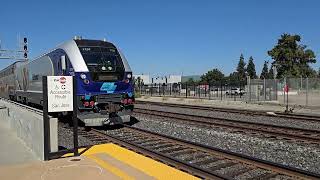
top-left (58, 122), bottom-right (96, 149)
top-left (136, 97), bottom-right (320, 115)
top-left (135, 104), bottom-right (320, 131)
top-left (129, 114), bottom-right (320, 174)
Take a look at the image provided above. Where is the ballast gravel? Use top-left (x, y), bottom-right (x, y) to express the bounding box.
top-left (130, 114), bottom-right (320, 174)
top-left (58, 122), bottom-right (95, 149)
top-left (135, 104), bottom-right (320, 131)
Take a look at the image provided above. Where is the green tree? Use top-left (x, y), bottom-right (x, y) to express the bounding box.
top-left (247, 56), bottom-right (257, 79)
top-left (186, 78), bottom-right (195, 85)
top-left (226, 72), bottom-right (239, 86)
top-left (260, 61), bottom-right (269, 79)
top-left (134, 77), bottom-right (142, 88)
top-left (200, 68), bottom-right (225, 85)
top-left (237, 54), bottom-right (246, 84)
top-left (268, 66), bottom-right (274, 79)
top-left (268, 33), bottom-right (316, 78)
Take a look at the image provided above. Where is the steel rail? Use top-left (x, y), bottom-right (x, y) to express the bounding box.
top-left (134, 108), bottom-right (320, 144)
top-left (136, 101), bottom-right (320, 122)
top-left (86, 125), bottom-right (320, 179)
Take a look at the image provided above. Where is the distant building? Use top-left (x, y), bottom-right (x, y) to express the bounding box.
top-left (152, 75), bottom-right (182, 84)
top-left (134, 74), bottom-right (202, 84)
top-left (133, 74), bottom-right (151, 84)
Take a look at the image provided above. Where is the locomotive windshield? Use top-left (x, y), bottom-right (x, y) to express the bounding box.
top-left (79, 46), bottom-right (125, 81)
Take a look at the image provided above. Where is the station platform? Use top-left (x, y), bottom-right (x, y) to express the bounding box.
top-left (0, 143), bottom-right (198, 180)
top-left (0, 121), bottom-right (38, 165)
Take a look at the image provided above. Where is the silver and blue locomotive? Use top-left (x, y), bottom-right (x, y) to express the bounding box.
top-left (0, 37), bottom-right (135, 126)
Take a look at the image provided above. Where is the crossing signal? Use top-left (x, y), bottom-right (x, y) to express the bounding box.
top-left (23, 37), bottom-right (28, 59)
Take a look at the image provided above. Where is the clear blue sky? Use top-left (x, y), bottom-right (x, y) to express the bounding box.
top-left (1, 0), bottom-right (320, 76)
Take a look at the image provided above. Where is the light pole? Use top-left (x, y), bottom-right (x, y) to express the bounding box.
top-left (272, 64), bottom-right (278, 101)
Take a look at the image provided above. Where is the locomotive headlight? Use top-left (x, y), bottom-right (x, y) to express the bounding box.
top-left (80, 73), bottom-right (86, 80)
top-left (126, 73), bottom-right (132, 79)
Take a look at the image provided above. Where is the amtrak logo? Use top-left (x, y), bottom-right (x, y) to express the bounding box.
top-left (59, 77), bottom-right (66, 84)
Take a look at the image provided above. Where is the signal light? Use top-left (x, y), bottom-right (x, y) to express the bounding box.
top-left (23, 37), bottom-right (28, 59)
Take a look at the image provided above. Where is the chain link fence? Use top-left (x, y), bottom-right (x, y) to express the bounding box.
top-left (136, 77), bottom-right (320, 108)
top-left (246, 77), bottom-right (320, 108)
top-left (137, 82), bottom-right (246, 101)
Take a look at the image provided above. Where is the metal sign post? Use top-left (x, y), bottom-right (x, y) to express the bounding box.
top-left (43, 76), bottom-right (78, 160)
top-left (43, 76), bottom-right (50, 161)
top-left (72, 77), bottom-right (79, 156)
top-left (284, 84), bottom-right (289, 112)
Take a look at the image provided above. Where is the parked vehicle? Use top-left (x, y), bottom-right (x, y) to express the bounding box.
top-left (226, 88), bottom-right (245, 96)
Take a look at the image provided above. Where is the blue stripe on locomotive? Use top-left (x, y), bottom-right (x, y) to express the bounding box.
top-left (74, 72), bottom-right (133, 95)
top-left (47, 49), bottom-right (134, 96)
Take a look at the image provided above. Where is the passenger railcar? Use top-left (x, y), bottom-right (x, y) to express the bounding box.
top-left (0, 38), bottom-right (135, 126)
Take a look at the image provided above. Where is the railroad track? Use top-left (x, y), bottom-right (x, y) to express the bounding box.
top-left (3, 97), bottom-right (319, 178)
top-left (76, 125), bottom-right (320, 180)
top-left (133, 108), bottom-right (320, 145)
top-left (136, 101), bottom-right (320, 122)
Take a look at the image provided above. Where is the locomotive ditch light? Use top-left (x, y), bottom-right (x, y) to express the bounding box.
top-left (80, 73), bottom-right (86, 79)
top-left (83, 79), bottom-right (90, 84)
top-left (126, 73), bottom-right (132, 79)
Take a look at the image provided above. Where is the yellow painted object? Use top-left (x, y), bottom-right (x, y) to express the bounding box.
top-left (65, 143), bottom-right (199, 180)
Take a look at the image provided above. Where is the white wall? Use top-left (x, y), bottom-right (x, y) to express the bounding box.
top-left (133, 74), bottom-right (151, 84)
top-left (0, 100), bottom-right (58, 160)
top-left (153, 75), bottom-right (182, 84)
top-left (167, 75), bottom-right (182, 83)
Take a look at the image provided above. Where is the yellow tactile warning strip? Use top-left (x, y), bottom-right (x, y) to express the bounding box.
top-left (93, 153), bottom-right (155, 179)
top-left (86, 154), bottom-right (135, 180)
top-left (77, 143), bottom-right (199, 180)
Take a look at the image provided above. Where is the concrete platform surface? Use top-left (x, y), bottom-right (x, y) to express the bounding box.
top-left (0, 121), bottom-right (38, 165)
top-left (0, 143), bottom-right (198, 180)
